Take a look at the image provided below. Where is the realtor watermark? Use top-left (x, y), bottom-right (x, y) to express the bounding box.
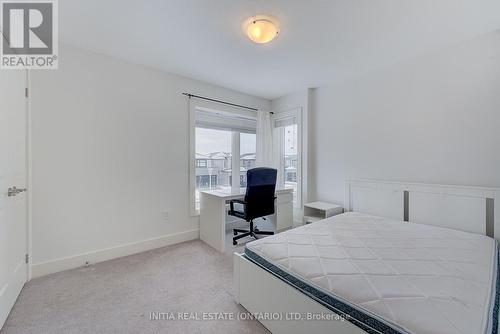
top-left (149, 311), bottom-right (349, 322)
top-left (1, 0), bottom-right (58, 69)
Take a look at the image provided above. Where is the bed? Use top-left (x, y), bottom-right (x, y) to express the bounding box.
top-left (234, 180), bottom-right (500, 334)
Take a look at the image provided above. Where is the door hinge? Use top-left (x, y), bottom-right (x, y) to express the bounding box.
top-left (25, 87), bottom-right (28, 98)
top-left (25, 254), bottom-right (29, 264)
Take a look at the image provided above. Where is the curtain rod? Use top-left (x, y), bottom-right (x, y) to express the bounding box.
top-left (182, 93), bottom-right (273, 114)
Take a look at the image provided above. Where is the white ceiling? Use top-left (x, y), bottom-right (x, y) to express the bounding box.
top-left (61, 0), bottom-right (500, 99)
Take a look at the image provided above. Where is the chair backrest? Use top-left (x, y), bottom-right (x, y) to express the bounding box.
top-left (244, 167), bottom-right (277, 220)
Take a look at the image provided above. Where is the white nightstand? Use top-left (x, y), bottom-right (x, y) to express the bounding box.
top-left (303, 201), bottom-right (343, 224)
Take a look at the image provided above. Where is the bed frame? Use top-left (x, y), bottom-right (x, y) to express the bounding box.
top-left (345, 179), bottom-right (500, 239)
top-left (234, 179), bottom-right (500, 334)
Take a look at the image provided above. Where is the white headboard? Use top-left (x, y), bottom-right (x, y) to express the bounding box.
top-left (345, 179), bottom-right (500, 240)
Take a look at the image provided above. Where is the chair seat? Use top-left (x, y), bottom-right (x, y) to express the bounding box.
top-left (228, 210), bottom-right (245, 219)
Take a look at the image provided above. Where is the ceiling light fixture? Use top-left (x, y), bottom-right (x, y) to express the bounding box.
top-left (243, 15), bottom-right (279, 44)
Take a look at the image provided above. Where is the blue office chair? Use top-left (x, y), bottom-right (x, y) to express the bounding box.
top-left (228, 167), bottom-right (277, 245)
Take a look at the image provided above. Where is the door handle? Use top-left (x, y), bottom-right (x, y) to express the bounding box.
top-left (7, 186), bottom-right (27, 197)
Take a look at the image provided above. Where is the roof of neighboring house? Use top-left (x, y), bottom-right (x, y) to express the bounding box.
top-left (240, 153), bottom-right (256, 160)
top-left (195, 152), bottom-right (231, 160)
top-left (196, 153), bottom-right (209, 159)
top-left (223, 167), bottom-right (247, 173)
top-left (208, 152), bottom-right (231, 160)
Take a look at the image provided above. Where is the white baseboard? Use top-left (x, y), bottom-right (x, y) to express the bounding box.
top-left (31, 229), bottom-right (199, 279)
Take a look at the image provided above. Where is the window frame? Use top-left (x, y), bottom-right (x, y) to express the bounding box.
top-left (272, 108), bottom-right (303, 209)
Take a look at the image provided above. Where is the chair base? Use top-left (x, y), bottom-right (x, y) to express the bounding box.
top-left (233, 220), bottom-right (274, 245)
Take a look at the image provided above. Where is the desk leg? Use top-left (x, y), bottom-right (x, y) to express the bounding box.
top-left (200, 193), bottom-right (226, 252)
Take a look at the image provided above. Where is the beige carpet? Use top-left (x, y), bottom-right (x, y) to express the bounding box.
top-left (1, 232), bottom-right (270, 334)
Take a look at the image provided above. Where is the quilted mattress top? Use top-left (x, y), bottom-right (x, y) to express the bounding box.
top-left (245, 212), bottom-right (498, 334)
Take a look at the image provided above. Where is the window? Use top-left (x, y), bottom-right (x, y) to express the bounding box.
top-left (273, 110), bottom-right (301, 208)
top-left (281, 124), bottom-right (298, 204)
top-left (194, 127), bottom-right (232, 210)
top-left (240, 133), bottom-right (256, 187)
top-left (196, 159), bottom-right (207, 167)
top-left (190, 100), bottom-right (257, 214)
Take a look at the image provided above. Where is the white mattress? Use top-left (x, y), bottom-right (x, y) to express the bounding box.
top-left (245, 212), bottom-right (498, 334)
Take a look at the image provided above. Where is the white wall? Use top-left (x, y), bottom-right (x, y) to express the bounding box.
top-left (310, 30), bottom-right (500, 206)
top-left (30, 44), bottom-right (270, 276)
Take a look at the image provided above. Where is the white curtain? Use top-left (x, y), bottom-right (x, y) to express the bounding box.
top-left (255, 110), bottom-right (275, 168)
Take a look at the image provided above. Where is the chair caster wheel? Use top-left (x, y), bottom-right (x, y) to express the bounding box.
top-left (233, 240), bottom-right (237, 245)
top-left (234, 230), bottom-right (238, 235)
top-left (254, 228), bottom-right (259, 232)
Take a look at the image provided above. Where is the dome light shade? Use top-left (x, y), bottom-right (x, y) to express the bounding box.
top-left (244, 16), bottom-right (279, 44)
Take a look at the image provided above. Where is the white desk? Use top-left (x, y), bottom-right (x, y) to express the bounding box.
top-left (200, 188), bottom-right (294, 252)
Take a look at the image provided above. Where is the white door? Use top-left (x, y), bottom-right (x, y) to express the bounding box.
top-left (0, 70), bottom-right (28, 329)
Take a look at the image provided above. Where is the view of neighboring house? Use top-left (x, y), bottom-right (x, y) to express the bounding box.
top-left (195, 152), bottom-right (231, 190)
top-left (240, 153), bottom-right (256, 186)
top-left (284, 155), bottom-right (297, 183)
top-left (195, 152), bottom-right (261, 191)
top-left (239, 153), bottom-right (256, 170)
top-left (196, 152), bottom-right (298, 190)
